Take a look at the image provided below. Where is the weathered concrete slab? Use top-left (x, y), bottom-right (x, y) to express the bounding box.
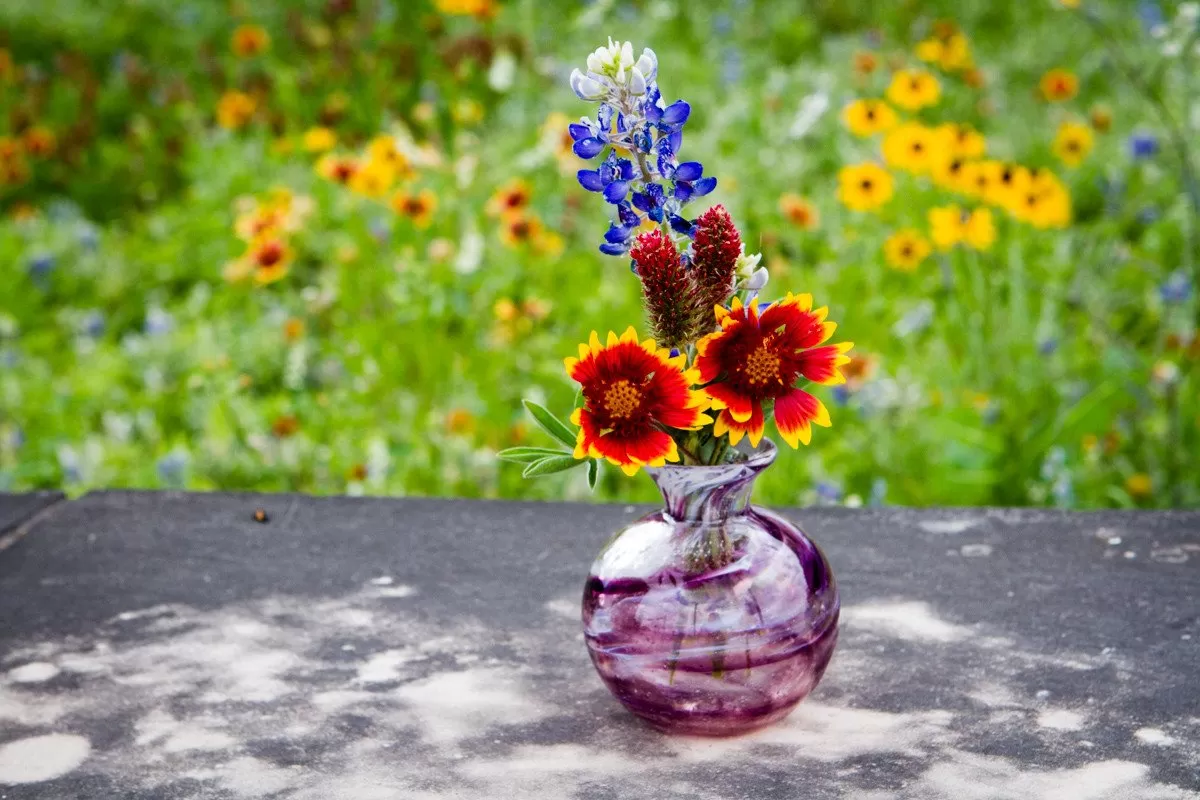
top-left (0, 491), bottom-right (1197, 798)
top-left (0, 492), bottom-right (63, 551)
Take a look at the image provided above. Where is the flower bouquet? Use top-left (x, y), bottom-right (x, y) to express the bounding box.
top-left (496, 40), bottom-right (853, 736)
top-left (500, 38), bottom-right (853, 484)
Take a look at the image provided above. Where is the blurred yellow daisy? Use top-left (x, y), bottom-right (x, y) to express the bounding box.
top-left (884, 230), bottom-right (932, 271)
top-left (883, 122), bottom-right (938, 174)
top-left (302, 127), bottom-right (337, 153)
top-left (842, 99), bottom-right (897, 137)
top-left (1053, 121), bottom-right (1094, 167)
top-left (216, 90), bottom-right (257, 130)
top-left (837, 163), bottom-right (895, 212)
top-left (886, 69), bottom-right (941, 111)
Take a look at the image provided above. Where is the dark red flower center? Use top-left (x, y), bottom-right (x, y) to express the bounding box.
top-left (256, 241), bottom-right (284, 267)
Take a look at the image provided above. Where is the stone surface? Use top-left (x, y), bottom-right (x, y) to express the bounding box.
top-left (0, 490), bottom-right (1197, 799)
top-left (0, 492), bottom-right (63, 549)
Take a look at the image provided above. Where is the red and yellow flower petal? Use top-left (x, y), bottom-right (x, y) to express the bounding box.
top-left (704, 382), bottom-right (756, 423)
top-left (797, 341), bottom-right (854, 385)
top-left (774, 388), bottom-right (832, 448)
top-left (712, 405), bottom-right (766, 448)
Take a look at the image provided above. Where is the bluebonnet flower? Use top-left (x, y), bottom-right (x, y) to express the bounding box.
top-left (157, 450), bottom-right (188, 486)
top-left (1138, 206), bottom-right (1160, 225)
top-left (28, 253), bottom-right (55, 284)
top-left (815, 481), bottom-right (843, 504)
top-left (80, 310), bottom-right (106, 339)
top-left (831, 384), bottom-right (851, 407)
top-left (567, 40), bottom-right (718, 256)
top-left (578, 151), bottom-right (636, 203)
top-left (1130, 132), bottom-right (1159, 159)
top-left (144, 308), bottom-right (174, 337)
top-left (1038, 338), bottom-right (1059, 356)
top-left (1160, 270), bottom-right (1193, 303)
top-left (1139, 1), bottom-right (1167, 33)
top-left (600, 202), bottom-right (642, 257)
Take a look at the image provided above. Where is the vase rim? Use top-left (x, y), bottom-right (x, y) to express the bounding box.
top-left (652, 437), bottom-right (777, 473)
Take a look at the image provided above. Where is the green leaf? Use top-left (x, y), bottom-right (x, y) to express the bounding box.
top-left (522, 454), bottom-right (586, 478)
top-left (587, 458), bottom-right (599, 489)
top-left (523, 400), bottom-right (577, 449)
top-left (497, 446), bottom-right (571, 464)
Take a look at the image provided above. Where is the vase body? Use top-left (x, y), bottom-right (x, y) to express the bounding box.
top-left (581, 440), bottom-right (838, 736)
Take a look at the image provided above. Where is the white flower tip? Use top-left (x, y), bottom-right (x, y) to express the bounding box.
top-left (570, 68), bottom-right (607, 101)
top-left (629, 67), bottom-right (647, 95)
top-left (635, 48), bottom-right (657, 80)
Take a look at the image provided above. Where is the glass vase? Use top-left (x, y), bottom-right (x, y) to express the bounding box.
top-left (582, 439), bottom-right (839, 736)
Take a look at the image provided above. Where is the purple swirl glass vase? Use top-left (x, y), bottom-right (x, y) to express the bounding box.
top-left (582, 440), bottom-right (839, 736)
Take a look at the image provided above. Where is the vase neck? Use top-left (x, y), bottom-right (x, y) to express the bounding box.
top-left (647, 441), bottom-right (776, 524)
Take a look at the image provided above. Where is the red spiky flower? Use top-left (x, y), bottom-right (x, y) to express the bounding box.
top-left (691, 205), bottom-right (742, 324)
top-left (694, 294), bottom-right (852, 448)
top-left (631, 229), bottom-right (699, 350)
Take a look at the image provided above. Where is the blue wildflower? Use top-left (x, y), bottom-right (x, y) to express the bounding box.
top-left (1130, 132), bottom-right (1159, 159)
top-left (157, 451), bottom-right (188, 486)
top-left (144, 308), bottom-right (174, 337)
top-left (28, 253), bottom-right (55, 282)
top-left (567, 40), bottom-right (716, 256)
top-left (1138, 0), bottom-right (1166, 33)
top-left (1038, 338), bottom-right (1058, 356)
top-left (815, 481), bottom-right (843, 504)
top-left (80, 310), bottom-right (106, 339)
top-left (1160, 270), bottom-right (1193, 303)
top-left (578, 151), bottom-right (636, 204)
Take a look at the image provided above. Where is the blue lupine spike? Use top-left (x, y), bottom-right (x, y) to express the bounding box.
top-left (674, 161), bottom-right (703, 181)
top-left (603, 180), bottom-right (630, 203)
top-left (597, 103), bottom-right (613, 131)
top-left (617, 159), bottom-right (635, 181)
top-left (635, 125), bottom-right (654, 153)
top-left (573, 138), bottom-right (606, 158)
top-left (617, 202), bottom-right (640, 228)
top-left (662, 100), bottom-right (690, 126)
top-left (668, 214), bottom-right (695, 236)
top-left (673, 181), bottom-right (694, 202)
top-left (577, 170), bottom-right (604, 192)
top-left (616, 112), bottom-right (628, 133)
top-left (631, 192), bottom-right (653, 213)
top-left (604, 223), bottom-right (632, 244)
top-left (644, 85), bottom-right (663, 122)
top-left (648, 206), bottom-right (664, 223)
top-left (667, 129), bottom-right (683, 155)
top-left (568, 122), bottom-right (591, 141)
top-left (692, 176), bottom-right (717, 196)
top-left (600, 242), bottom-right (628, 256)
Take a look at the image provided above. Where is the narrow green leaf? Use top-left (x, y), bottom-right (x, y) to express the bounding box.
top-left (522, 454), bottom-right (586, 478)
top-left (523, 400), bottom-right (578, 449)
top-left (498, 446), bottom-right (571, 464)
top-left (587, 458), bottom-right (599, 489)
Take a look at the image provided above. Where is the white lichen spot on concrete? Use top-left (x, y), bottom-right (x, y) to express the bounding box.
top-left (844, 600), bottom-right (971, 643)
top-left (6, 662), bottom-right (60, 683)
top-left (1037, 709), bottom-right (1085, 731)
top-left (1134, 728), bottom-right (1176, 747)
top-left (919, 519), bottom-right (978, 535)
top-left (0, 734), bottom-right (91, 784)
